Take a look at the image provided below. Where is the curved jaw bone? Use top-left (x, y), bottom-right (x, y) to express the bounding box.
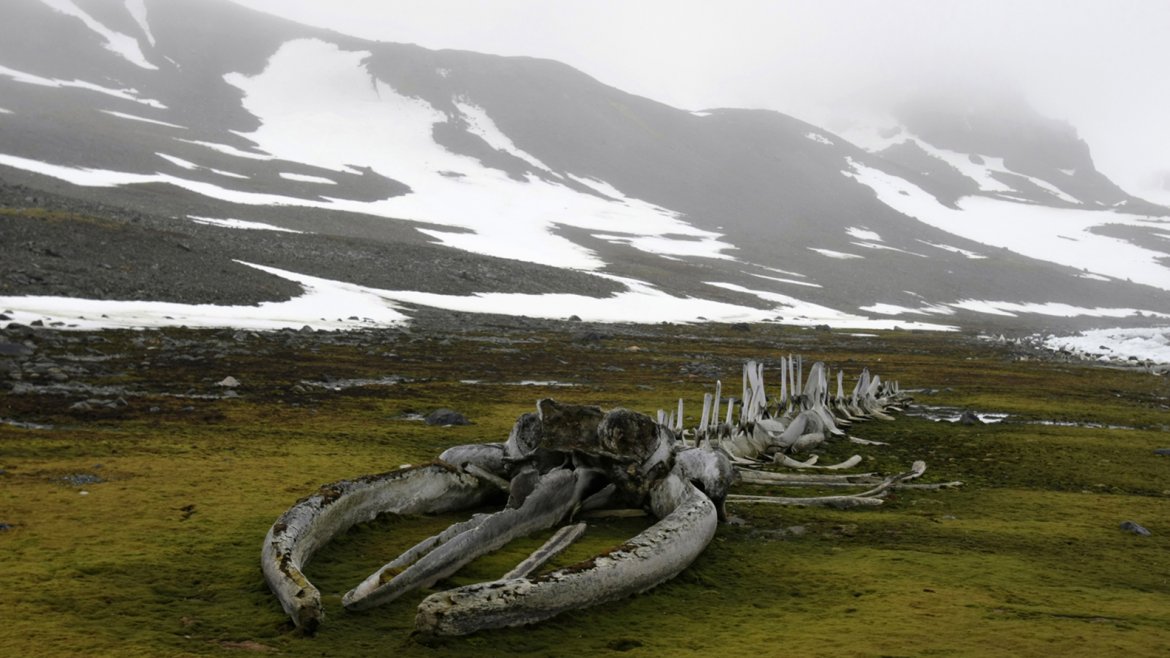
top-left (260, 463), bottom-right (498, 633)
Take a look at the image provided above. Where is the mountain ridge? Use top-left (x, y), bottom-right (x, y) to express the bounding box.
top-left (1, 0), bottom-right (1168, 332)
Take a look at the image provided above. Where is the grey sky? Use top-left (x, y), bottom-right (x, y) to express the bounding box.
top-left (232, 0), bottom-right (1170, 199)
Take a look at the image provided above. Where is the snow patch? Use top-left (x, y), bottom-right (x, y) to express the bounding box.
top-left (0, 262), bottom-right (407, 331)
top-left (915, 239), bottom-right (986, 259)
top-left (176, 139), bottom-right (275, 160)
top-left (102, 110), bottom-right (183, 129)
top-left (0, 64), bottom-right (165, 108)
top-left (846, 226), bottom-right (882, 242)
top-left (950, 300), bottom-right (1167, 319)
top-left (860, 303), bottom-right (954, 317)
top-left (156, 153), bottom-right (197, 170)
top-left (703, 282), bottom-right (956, 330)
top-left (279, 172), bottom-right (336, 185)
top-left (591, 233), bottom-right (737, 260)
top-left (0, 107), bottom-right (12, 115)
top-left (454, 99), bottom-right (553, 173)
top-left (125, 0), bottom-right (155, 47)
top-left (843, 158), bottom-right (1170, 291)
top-left (37, 0), bottom-right (156, 70)
top-left (221, 38), bottom-right (732, 270)
top-left (805, 132), bottom-right (834, 146)
top-left (188, 216), bottom-right (304, 233)
top-left (808, 248), bottom-right (863, 260)
top-left (748, 273), bottom-right (822, 288)
top-left (0, 153), bottom-right (336, 207)
top-left (1044, 326), bottom-right (1170, 365)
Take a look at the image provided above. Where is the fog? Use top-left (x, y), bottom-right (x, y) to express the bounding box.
top-left (235, 0), bottom-right (1170, 202)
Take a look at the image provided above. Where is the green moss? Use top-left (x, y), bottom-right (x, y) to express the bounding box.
top-left (2, 324), bottom-right (1170, 655)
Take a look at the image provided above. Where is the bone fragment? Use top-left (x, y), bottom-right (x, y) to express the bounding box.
top-left (777, 454), bottom-right (862, 470)
top-left (502, 522), bottom-right (588, 580)
top-left (465, 463), bottom-right (511, 492)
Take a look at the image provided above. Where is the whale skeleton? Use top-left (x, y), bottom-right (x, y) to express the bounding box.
top-left (261, 355), bottom-right (952, 637)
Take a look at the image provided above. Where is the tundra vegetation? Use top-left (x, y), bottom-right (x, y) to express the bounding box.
top-left (1, 319), bottom-right (1168, 656)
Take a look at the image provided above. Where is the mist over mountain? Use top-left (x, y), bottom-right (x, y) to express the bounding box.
top-left (1, 0), bottom-right (1168, 332)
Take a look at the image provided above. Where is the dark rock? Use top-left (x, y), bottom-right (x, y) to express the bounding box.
top-left (424, 408), bottom-right (470, 426)
top-left (571, 330), bottom-right (609, 343)
top-left (814, 324), bottom-right (832, 332)
top-left (1154, 449), bottom-right (1170, 456)
top-left (1119, 521), bottom-right (1151, 536)
top-left (0, 342), bottom-right (32, 356)
top-left (0, 523), bottom-right (11, 532)
top-left (567, 315), bottom-right (582, 322)
top-left (957, 410), bottom-right (983, 425)
top-left (730, 322), bottom-right (751, 332)
top-left (61, 473), bottom-right (104, 486)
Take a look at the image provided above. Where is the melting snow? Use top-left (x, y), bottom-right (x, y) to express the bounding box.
top-left (219, 38), bottom-right (732, 270)
top-left (0, 107), bottom-right (12, 115)
top-left (748, 273), bottom-right (822, 288)
top-left (948, 300), bottom-right (1168, 319)
top-left (102, 110), bottom-right (183, 129)
top-left (454, 99), bottom-right (554, 173)
top-left (861, 303), bottom-right (954, 317)
top-left (805, 132), bottom-right (834, 146)
top-left (702, 281), bottom-right (955, 330)
top-left (843, 158), bottom-right (1170, 291)
top-left (37, 0), bottom-right (156, 70)
top-left (176, 138), bottom-right (275, 160)
top-left (846, 226), bottom-right (882, 242)
top-left (808, 248), bottom-right (863, 260)
top-left (188, 216), bottom-right (304, 233)
top-left (156, 153), bottom-right (197, 170)
top-left (591, 233), bottom-right (737, 260)
top-left (915, 239), bottom-right (986, 259)
top-left (0, 64), bottom-right (165, 108)
top-left (0, 262), bottom-right (407, 331)
top-left (1044, 326), bottom-right (1170, 365)
top-left (125, 0), bottom-right (156, 47)
top-left (0, 262), bottom-right (954, 331)
top-left (279, 172), bottom-right (336, 185)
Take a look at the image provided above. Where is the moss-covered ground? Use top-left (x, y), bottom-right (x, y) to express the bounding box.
top-left (1, 322), bottom-right (1168, 656)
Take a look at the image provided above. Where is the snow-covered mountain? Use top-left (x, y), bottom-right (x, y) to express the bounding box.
top-left (2, 0), bottom-right (1169, 331)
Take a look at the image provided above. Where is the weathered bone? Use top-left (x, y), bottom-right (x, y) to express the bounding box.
top-left (777, 454), bottom-right (863, 470)
top-left (727, 460), bottom-right (927, 509)
top-left (343, 467), bottom-right (590, 611)
top-left (413, 473), bottom-right (718, 636)
top-left (502, 522), bottom-right (588, 580)
top-left (261, 463), bottom-right (497, 633)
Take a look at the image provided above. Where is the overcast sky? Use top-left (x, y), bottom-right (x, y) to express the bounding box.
top-left (232, 0), bottom-right (1170, 199)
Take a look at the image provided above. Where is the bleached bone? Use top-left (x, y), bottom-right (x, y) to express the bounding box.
top-left (736, 469), bottom-right (879, 485)
top-left (414, 473), bottom-right (718, 636)
top-left (727, 461), bottom-right (927, 509)
top-left (502, 522), bottom-right (588, 580)
top-left (343, 467), bottom-right (590, 611)
top-left (261, 463), bottom-right (498, 633)
top-left (777, 454), bottom-right (863, 470)
top-left (465, 463), bottom-right (511, 492)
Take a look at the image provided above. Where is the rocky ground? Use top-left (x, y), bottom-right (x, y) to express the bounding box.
top-left (0, 173), bottom-right (623, 307)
